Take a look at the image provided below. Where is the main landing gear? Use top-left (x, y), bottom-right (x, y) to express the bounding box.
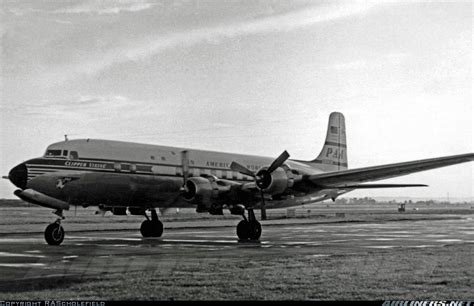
top-left (140, 208), bottom-right (163, 238)
top-left (44, 209), bottom-right (65, 246)
top-left (236, 208), bottom-right (262, 241)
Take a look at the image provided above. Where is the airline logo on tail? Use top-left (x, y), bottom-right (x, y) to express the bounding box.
top-left (312, 112), bottom-right (348, 171)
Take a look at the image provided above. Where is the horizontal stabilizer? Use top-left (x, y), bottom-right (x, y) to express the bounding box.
top-left (332, 184), bottom-right (428, 189)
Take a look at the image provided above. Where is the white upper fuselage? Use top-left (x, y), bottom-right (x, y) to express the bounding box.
top-left (35, 139), bottom-right (323, 182)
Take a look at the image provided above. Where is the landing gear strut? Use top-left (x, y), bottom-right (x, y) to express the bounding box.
top-left (236, 208), bottom-right (262, 241)
top-left (140, 208), bottom-right (163, 238)
top-left (45, 209), bottom-right (65, 245)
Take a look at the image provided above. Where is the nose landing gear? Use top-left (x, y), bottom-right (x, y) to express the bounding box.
top-left (44, 209), bottom-right (65, 245)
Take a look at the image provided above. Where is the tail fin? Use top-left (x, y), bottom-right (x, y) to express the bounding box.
top-left (311, 112), bottom-right (348, 171)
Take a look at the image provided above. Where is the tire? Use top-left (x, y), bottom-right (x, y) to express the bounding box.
top-left (237, 220), bottom-right (250, 240)
top-left (44, 223), bottom-right (65, 246)
top-left (249, 221), bottom-right (262, 240)
top-left (151, 220), bottom-right (164, 237)
top-left (140, 220), bottom-right (153, 237)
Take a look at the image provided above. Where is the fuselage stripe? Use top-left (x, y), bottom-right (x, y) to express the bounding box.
top-left (32, 157), bottom-right (254, 172)
top-left (26, 160), bottom-right (253, 178)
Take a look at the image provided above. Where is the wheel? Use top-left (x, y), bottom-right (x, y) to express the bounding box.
top-left (237, 220), bottom-right (250, 240)
top-left (141, 220), bottom-right (164, 238)
top-left (150, 220), bottom-right (164, 237)
top-left (140, 220), bottom-right (153, 237)
top-left (249, 221), bottom-right (262, 240)
top-left (44, 223), bottom-right (65, 245)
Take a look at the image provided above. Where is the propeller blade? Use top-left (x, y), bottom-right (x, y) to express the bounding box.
top-left (260, 189), bottom-right (267, 220)
top-left (267, 150), bottom-right (290, 173)
top-left (181, 150), bottom-right (189, 186)
top-left (230, 161), bottom-right (255, 177)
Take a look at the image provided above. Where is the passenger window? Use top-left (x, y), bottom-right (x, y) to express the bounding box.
top-left (69, 151), bottom-right (79, 159)
top-left (121, 163), bottom-right (130, 172)
top-left (45, 150), bottom-right (62, 157)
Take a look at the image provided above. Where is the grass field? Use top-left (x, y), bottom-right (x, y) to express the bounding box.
top-left (0, 243), bottom-right (472, 300)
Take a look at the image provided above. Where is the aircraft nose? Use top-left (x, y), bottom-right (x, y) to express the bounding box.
top-left (8, 163), bottom-right (28, 189)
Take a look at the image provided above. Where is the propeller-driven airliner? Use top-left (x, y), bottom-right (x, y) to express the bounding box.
top-left (5, 112), bottom-right (474, 245)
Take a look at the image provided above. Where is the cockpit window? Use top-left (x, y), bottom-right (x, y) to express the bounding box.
top-left (45, 149), bottom-right (62, 157)
top-left (69, 151), bottom-right (79, 159)
top-left (62, 150), bottom-right (68, 156)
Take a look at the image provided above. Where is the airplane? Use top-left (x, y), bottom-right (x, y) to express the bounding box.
top-left (4, 112), bottom-right (474, 245)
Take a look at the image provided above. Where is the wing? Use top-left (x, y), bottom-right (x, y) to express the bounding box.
top-left (304, 153), bottom-right (474, 187)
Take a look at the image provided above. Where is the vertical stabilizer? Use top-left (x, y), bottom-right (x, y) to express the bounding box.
top-left (311, 112), bottom-right (348, 171)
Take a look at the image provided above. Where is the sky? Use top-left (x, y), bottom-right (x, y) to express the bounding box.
top-left (0, 0), bottom-right (472, 200)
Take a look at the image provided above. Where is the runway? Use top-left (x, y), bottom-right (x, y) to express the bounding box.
top-left (0, 215), bottom-right (473, 297)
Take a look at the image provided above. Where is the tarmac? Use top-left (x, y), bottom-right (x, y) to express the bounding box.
top-left (0, 214), bottom-right (473, 293)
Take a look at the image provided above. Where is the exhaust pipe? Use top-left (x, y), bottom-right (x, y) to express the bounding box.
top-left (14, 189), bottom-right (70, 210)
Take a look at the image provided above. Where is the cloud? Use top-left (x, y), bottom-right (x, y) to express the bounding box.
top-left (331, 53), bottom-right (409, 70)
top-left (6, 0), bottom-right (157, 16)
top-left (8, 95), bottom-right (140, 117)
top-left (75, 95), bottom-right (130, 107)
top-left (52, 0), bottom-right (157, 15)
top-left (44, 1), bottom-right (379, 83)
top-left (54, 19), bottom-right (74, 25)
top-left (332, 59), bottom-right (368, 70)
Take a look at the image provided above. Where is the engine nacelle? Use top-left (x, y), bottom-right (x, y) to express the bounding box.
top-left (14, 189), bottom-right (70, 210)
top-left (256, 167), bottom-right (293, 196)
top-left (183, 176), bottom-right (233, 206)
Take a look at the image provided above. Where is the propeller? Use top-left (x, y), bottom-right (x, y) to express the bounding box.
top-left (230, 150), bottom-right (290, 220)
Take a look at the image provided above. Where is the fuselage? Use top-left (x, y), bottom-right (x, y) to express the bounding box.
top-left (9, 139), bottom-right (328, 209)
